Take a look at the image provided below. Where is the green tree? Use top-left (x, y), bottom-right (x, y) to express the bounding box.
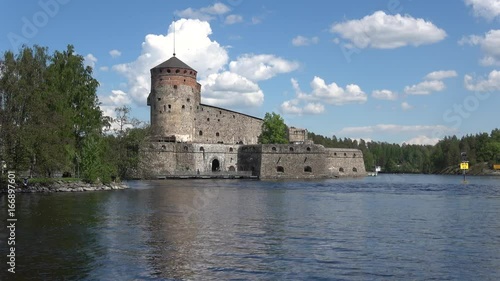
top-left (258, 112), bottom-right (288, 144)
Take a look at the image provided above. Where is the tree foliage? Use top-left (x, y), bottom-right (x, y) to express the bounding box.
top-left (0, 45), bottom-right (108, 181)
top-left (258, 112), bottom-right (288, 144)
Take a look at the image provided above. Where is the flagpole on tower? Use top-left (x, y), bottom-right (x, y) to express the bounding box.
top-left (173, 16), bottom-right (176, 57)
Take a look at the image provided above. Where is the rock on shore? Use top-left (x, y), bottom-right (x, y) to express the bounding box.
top-left (2, 180), bottom-right (129, 193)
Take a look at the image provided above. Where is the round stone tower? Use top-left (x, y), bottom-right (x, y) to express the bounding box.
top-left (147, 56), bottom-right (201, 142)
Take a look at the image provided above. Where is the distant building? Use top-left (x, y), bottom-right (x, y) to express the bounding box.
top-left (140, 55), bottom-right (366, 179)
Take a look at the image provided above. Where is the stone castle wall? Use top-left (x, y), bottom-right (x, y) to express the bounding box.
top-left (194, 105), bottom-right (263, 145)
top-left (140, 143), bottom-right (366, 179)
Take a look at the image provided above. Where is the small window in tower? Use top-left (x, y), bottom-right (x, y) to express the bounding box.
top-left (173, 85), bottom-right (177, 89)
top-left (277, 166), bottom-right (284, 173)
top-left (200, 147), bottom-right (204, 152)
top-left (167, 69), bottom-right (171, 73)
top-left (187, 98), bottom-right (190, 102)
top-left (216, 132), bottom-right (220, 137)
top-left (168, 104), bottom-right (171, 109)
top-left (184, 70), bottom-right (187, 74)
top-left (163, 105), bottom-right (166, 111)
top-left (183, 79), bottom-right (186, 82)
top-left (190, 71), bottom-right (193, 75)
top-left (289, 147), bottom-right (294, 152)
top-left (344, 153), bottom-right (347, 156)
top-left (157, 97), bottom-right (161, 101)
top-left (233, 115), bottom-right (235, 118)
top-left (199, 131), bottom-right (203, 136)
top-left (184, 146), bottom-right (188, 151)
top-left (304, 166), bottom-right (312, 173)
top-left (272, 147), bottom-right (277, 151)
top-left (219, 111), bottom-right (222, 114)
top-left (207, 118), bottom-right (210, 121)
top-left (175, 69), bottom-right (180, 73)
top-left (218, 119), bottom-right (220, 122)
top-left (307, 147), bottom-right (311, 151)
top-left (182, 105), bottom-right (185, 109)
top-left (229, 147), bottom-right (233, 152)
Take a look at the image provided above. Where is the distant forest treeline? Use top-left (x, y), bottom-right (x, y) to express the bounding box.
top-left (309, 130), bottom-right (500, 174)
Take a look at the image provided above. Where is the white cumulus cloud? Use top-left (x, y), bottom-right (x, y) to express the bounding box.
top-left (292, 35), bottom-right (319, 46)
top-left (281, 77), bottom-right (366, 116)
top-left (425, 70), bottom-right (458, 80)
top-left (229, 54), bottom-right (299, 81)
top-left (339, 124), bottom-right (455, 136)
top-left (404, 80), bottom-right (446, 95)
top-left (109, 49), bottom-right (122, 58)
top-left (175, 2), bottom-right (230, 21)
top-left (401, 101), bottom-right (413, 110)
top-left (464, 70), bottom-right (500, 91)
top-left (459, 29), bottom-right (500, 66)
top-left (465, 0), bottom-right (500, 20)
top-left (201, 71), bottom-right (264, 108)
top-left (331, 11), bottom-right (446, 49)
top-left (404, 70), bottom-right (457, 95)
top-left (224, 14), bottom-right (243, 25)
top-left (404, 135), bottom-right (441, 145)
top-left (372, 89), bottom-right (398, 100)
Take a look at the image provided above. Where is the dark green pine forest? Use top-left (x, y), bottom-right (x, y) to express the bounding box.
top-left (309, 130), bottom-right (500, 174)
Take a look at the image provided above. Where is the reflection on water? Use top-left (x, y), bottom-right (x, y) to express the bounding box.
top-left (1, 175), bottom-right (500, 280)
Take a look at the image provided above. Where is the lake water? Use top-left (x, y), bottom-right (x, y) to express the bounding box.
top-left (1, 174), bottom-right (500, 280)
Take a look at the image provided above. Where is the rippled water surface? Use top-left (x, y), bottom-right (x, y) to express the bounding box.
top-left (1, 174), bottom-right (500, 280)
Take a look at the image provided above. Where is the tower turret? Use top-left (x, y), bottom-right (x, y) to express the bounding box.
top-left (147, 56), bottom-right (201, 142)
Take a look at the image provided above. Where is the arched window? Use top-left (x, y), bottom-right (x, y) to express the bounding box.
top-left (339, 167), bottom-right (344, 173)
top-left (229, 147), bottom-right (233, 152)
top-left (167, 69), bottom-right (171, 73)
top-left (344, 153), bottom-right (347, 156)
top-left (272, 147), bottom-right (277, 151)
top-left (277, 166), bottom-right (284, 173)
top-left (353, 153), bottom-right (356, 158)
top-left (161, 145), bottom-right (166, 150)
top-left (173, 85), bottom-right (177, 89)
top-left (289, 147), bottom-right (294, 152)
top-left (199, 130), bottom-right (203, 136)
top-left (182, 105), bottom-right (185, 109)
top-left (207, 118), bottom-right (210, 121)
top-left (200, 147), bottom-right (204, 152)
top-left (306, 147), bottom-right (311, 151)
top-left (353, 167), bottom-right (358, 172)
top-left (304, 166), bottom-right (312, 173)
top-left (216, 132), bottom-right (220, 137)
top-left (183, 146), bottom-right (188, 151)
top-left (229, 166), bottom-right (236, 172)
top-left (175, 69), bottom-right (180, 73)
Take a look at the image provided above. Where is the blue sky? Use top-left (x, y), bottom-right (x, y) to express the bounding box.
top-left (1, 0), bottom-right (500, 144)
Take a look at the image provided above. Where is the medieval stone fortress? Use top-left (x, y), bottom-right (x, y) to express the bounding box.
top-left (141, 55), bottom-right (366, 179)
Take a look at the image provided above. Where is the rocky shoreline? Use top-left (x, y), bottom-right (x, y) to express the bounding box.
top-left (2, 180), bottom-right (129, 193)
